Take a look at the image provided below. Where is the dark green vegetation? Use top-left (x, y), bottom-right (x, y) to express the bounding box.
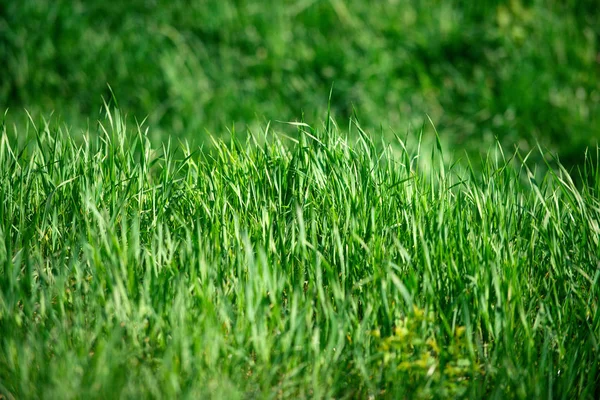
top-left (2, 0), bottom-right (599, 162)
top-left (0, 110), bottom-right (598, 398)
top-left (1, 0), bottom-right (600, 398)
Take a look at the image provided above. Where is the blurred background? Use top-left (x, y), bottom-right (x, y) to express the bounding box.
top-left (1, 0), bottom-right (599, 166)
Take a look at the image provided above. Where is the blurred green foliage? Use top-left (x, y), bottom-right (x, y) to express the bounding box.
top-left (1, 0), bottom-right (599, 162)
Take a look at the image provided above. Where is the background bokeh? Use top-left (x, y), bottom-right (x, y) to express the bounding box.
top-left (2, 0), bottom-right (599, 165)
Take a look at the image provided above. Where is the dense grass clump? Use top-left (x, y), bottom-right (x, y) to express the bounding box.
top-left (0, 110), bottom-right (599, 398)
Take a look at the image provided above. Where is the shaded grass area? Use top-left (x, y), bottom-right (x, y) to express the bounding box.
top-left (0, 110), bottom-right (599, 398)
top-left (1, 0), bottom-right (599, 162)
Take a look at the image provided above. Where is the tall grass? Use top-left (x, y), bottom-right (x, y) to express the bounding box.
top-left (0, 109), bottom-right (598, 398)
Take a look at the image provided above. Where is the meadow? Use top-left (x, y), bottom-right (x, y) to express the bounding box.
top-left (1, 0), bottom-right (600, 398)
top-left (0, 109), bottom-right (598, 398)
top-left (2, 0), bottom-right (599, 162)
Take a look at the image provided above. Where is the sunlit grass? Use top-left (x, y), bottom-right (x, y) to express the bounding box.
top-left (0, 109), bottom-right (598, 398)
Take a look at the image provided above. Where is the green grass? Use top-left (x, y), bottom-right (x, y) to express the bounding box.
top-left (2, 0), bottom-right (599, 163)
top-left (0, 109), bottom-right (598, 398)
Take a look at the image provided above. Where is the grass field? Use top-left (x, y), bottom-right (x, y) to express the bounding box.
top-left (2, 0), bottom-right (600, 163)
top-left (1, 0), bottom-right (600, 398)
top-left (0, 108), bottom-right (598, 398)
